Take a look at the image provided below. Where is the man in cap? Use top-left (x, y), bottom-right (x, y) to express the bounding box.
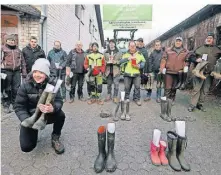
top-left (66, 41), bottom-right (86, 103)
top-left (84, 42), bottom-right (106, 105)
top-left (160, 37), bottom-right (190, 106)
top-left (1, 34), bottom-right (27, 113)
top-left (188, 32), bottom-right (221, 112)
top-left (22, 36), bottom-right (46, 74)
top-left (104, 39), bottom-right (122, 103)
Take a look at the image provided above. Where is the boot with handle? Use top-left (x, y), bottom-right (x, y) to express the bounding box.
top-left (167, 131), bottom-right (181, 171)
top-left (105, 123), bottom-right (117, 172)
top-left (177, 135), bottom-right (191, 171)
top-left (159, 140), bottom-right (169, 165)
top-left (175, 71), bottom-right (183, 89)
top-left (150, 129), bottom-right (161, 166)
top-left (94, 126), bottom-right (106, 173)
top-left (113, 101), bottom-right (120, 121)
top-left (32, 92), bottom-right (56, 130)
top-left (120, 100), bottom-right (126, 120)
top-left (125, 99), bottom-right (131, 121)
top-left (211, 58), bottom-right (221, 79)
top-left (192, 61), bottom-right (208, 79)
top-left (21, 91), bottom-right (48, 128)
top-left (160, 97), bottom-right (171, 122)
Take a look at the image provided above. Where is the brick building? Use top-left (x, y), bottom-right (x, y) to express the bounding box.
top-left (1, 4), bottom-right (104, 54)
top-left (146, 5), bottom-right (221, 51)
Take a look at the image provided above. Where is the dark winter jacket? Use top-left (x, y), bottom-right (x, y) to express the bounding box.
top-left (14, 74), bottom-right (63, 122)
top-left (1, 44), bottom-right (27, 76)
top-left (22, 44), bottom-right (46, 73)
top-left (66, 49), bottom-right (86, 73)
top-left (137, 47), bottom-right (149, 73)
top-left (47, 48), bottom-right (67, 76)
top-left (193, 44), bottom-right (221, 73)
top-left (148, 49), bottom-right (164, 73)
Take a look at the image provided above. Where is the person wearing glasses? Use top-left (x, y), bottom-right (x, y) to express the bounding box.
top-left (22, 36), bottom-right (46, 74)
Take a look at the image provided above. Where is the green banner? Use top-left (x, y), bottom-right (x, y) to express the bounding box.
top-left (103, 5), bottom-right (152, 29)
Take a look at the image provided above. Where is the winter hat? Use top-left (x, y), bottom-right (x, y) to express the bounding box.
top-left (137, 38), bottom-right (144, 42)
top-left (6, 34), bottom-right (16, 41)
top-left (92, 42), bottom-right (99, 48)
top-left (31, 58), bottom-right (50, 77)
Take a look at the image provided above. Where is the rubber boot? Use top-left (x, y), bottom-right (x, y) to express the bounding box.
top-left (167, 99), bottom-right (175, 121)
top-left (105, 123), bottom-right (117, 172)
top-left (21, 91), bottom-right (48, 128)
top-left (125, 99), bottom-right (131, 121)
top-left (160, 97), bottom-right (171, 122)
top-left (180, 72), bottom-right (187, 90)
top-left (192, 61), bottom-right (208, 79)
top-left (159, 141), bottom-right (169, 165)
top-left (32, 92), bottom-right (56, 130)
top-left (51, 133), bottom-right (65, 154)
top-left (150, 142), bottom-right (161, 166)
top-left (113, 101), bottom-right (120, 121)
top-left (167, 131), bottom-right (181, 171)
top-left (94, 126), bottom-right (106, 173)
top-left (120, 100), bottom-right (126, 120)
top-left (150, 74), bottom-right (155, 89)
top-left (177, 135), bottom-right (191, 171)
top-left (211, 59), bottom-right (221, 79)
top-left (175, 72), bottom-right (183, 89)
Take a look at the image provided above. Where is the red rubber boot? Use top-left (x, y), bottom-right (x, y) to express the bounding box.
top-left (159, 140), bottom-right (169, 165)
top-left (150, 142), bottom-right (161, 166)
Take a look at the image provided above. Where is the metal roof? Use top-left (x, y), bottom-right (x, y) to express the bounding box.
top-left (1, 4), bottom-right (41, 17)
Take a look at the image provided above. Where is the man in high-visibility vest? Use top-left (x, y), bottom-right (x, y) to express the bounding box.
top-left (120, 41), bottom-right (146, 106)
top-left (84, 42), bottom-right (106, 105)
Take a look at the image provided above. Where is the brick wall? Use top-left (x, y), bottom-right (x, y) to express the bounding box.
top-left (19, 17), bottom-right (40, 49)
top-left (46, 5), bottom-right (101, 54)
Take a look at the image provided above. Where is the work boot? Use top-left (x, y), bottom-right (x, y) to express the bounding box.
top-left (159, 141), bottom-right (169, 166)
top-left (120, 100), bottom-right (126, 120)
top-left (125, 99), bottom-right (131, 121)
top-left (167, 99), bottom-right (175, 121)
top-left (188, 104), bottom-right (195, 112)
top-left (94, 126), bottom-right (106, 173)
top-left (160, 98), bottom-right (171, 122)
top-left (180, 72), bottom-right (187, 90)
top-left (105, 94), bottom-right (112, 102)
top-left (175, 72), bottom-right (183, 89)
top-left (113, 102), bottom-right (120, 121)
top-left (192, 61), bottom-right (208, 79)
top-left (87, 97), bottom-right (96, 105)
top-left (51, 134), bottom-right (65, 154)
top-left (32, 93), bottom-right (56, 130)
top-left (167, 131), bottom-right (181, 171)
top-left (105, 123), bottom-right (117, 172)
top-left (196, 103), bottom-right (206, 112)
top-left (150, 142), bottom-right (161, 166)
top-left (177, 135), bottom-right (191, 171)
top-left (211, 58), bottom-right (221, 79)
top-left (21, 91), bottom-right (48, 128)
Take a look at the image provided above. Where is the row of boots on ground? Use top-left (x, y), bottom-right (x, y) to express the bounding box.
top-left (113, 99), bottom-right (130, 121)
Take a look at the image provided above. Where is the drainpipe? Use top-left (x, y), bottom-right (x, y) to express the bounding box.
top-left (39, 5), bottom-right (47, 51)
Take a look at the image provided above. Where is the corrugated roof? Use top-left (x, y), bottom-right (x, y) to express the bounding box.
top-left (2, 5), bottom-right (41, 17)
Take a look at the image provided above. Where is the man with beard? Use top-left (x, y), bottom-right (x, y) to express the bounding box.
top-left (188, 32), bottom-right (221, 112)
top-left (104, 39), bottom-right (122, 103)
top-left (66, 41), bottom-right (86, 103)
top-left (84, 42), bottom-right (106, 105)
top-left (22, 36), bottom-right (46, 74)
top-left (47, 41), bottom-right (67, 102)
top-left (1, 34), bottom-right (27, 113)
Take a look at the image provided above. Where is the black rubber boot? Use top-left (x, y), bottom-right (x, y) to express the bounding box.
top-left (177, 135), bottom-right (191, 171)
top-left (94, 126), bottom-right (106, 173)
top-left (180, 72), bottom-right (187, 90)
top-left (32, 93), bottom-right (56, 130)
top-left (51, 134), bottom-right (65, 154)
top-left (105, 129), bottom-right (117, 172)
top-left (167, 99), bottom-right (175, 121)
top-left (125, 99), bottom-right (131, 121)
top-left (120, 100), bottom-right (126, 120)
top-left (167, 131), bottom-right (181, 171)
top-left (175, 72), bottom-right (183, 89)
top-left (113, 101), bottom-right (120, 121)
top-left (160, 98), bottom-right (171, 122)
top-left (21, 91), bottom-right (48, 128)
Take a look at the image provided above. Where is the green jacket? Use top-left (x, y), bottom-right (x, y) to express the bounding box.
top-left (120, 51), bottom-right (146, 77)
